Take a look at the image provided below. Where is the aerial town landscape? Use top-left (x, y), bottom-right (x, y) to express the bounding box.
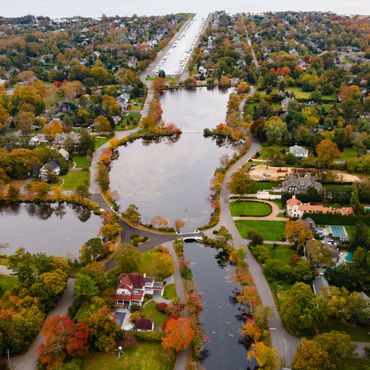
top-left (0, 2), bottom-right (369, 370)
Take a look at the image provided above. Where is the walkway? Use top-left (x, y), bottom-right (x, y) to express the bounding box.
top-left (208, 134), bottom-right (299, 367)
top-left (11, 279), bottom-right (75, 370)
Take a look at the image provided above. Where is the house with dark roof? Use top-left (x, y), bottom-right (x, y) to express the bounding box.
top-left (282, 174), bottom-right (322, 194)
top-left (39, 160), bottom-right (61, 181)
top-left (135, 318), bottom-right (154, 332)
top-left (115, 272), bottom-right (164, 307)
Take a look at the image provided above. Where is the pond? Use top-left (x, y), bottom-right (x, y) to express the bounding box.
top-left (110, 88), bottom-right (239, 231)
top-left (184, 242), bottom-right (255, 370)
top-left (0, 203), bottom-right (101, 258)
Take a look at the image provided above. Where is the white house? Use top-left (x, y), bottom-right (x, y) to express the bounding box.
top-left (289, 145), bottom-right (309, 158)
top-left (58, 148), bottom-right (70, 161)
top-left (39, 160), bottom-right (61, 181)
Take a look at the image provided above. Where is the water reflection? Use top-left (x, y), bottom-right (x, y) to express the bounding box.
top-left (0, 203), bottom-right (101, 257)
top-left (110, 88), bottom-right (238, 230)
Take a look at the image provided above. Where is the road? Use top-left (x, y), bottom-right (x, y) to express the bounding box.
top-left (239, 15), bottom-right (259, 70)
top-left (11, 279), bottom-right (74, 370)
top-left (208, 134), bottom-right (299, 367)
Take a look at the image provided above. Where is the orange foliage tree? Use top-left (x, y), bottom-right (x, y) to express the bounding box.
top-left (162, 317), bottom-right (195, 352)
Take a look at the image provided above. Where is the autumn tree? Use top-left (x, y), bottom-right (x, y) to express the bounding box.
top-left (292, 338), bottom-right (332, 370)
top-left (228, 167), bottom-right (256, 196)
top-left (247, 341), bottom-right (281, 370)
top-left (284, 221), bottom-right (313, 252)
top-left (94, 115), bottom-right (112, 133)
top-left (174, 219), bottom-right (185, 231)
top-left (152, 77), bottom-right (166, 92)
top-left (0, 103), bottom-right (10, 130)
top-left (315, 140), bottom-right (340, 168)
top-left (236, 81), bottom-right (250, 94)
top-left (43, 119), bottom-right (63, 138)
top-left (122, 204), bottom-right (141, 224)
top-left (162, 317), bottom-right (195, 352)
top-left (14, 111), bottom-right (35, 134)
top-left (79, 238), bottom-right (106, 264)
top-left (151, 216), bottom-right (169, 229)
top-left (339, 84), bottom-right (361, 102)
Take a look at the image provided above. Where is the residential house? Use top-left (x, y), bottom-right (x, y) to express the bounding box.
top-left (39, 160), bottom-right (61, 181)
top-left (58, 148), bottom-right (70, 161)
top-left (135, 318), bottom-right (154, 332)
top-left (281, 97), bottom-right (291, 112)
top-left (289, 145), bottom-right (308, 158)
top-left (115, 272), bottom-right (164, 307)
top-left (313, 276), bottom-right (329, 296)
top-left (117, 93), bottom-right (130, 112)
top-left (286, 195), bottom-right (353, 218)
top-left (53, 133), bottom-right (80, 147)
top-left (282, 174), bottom-right (323, 194)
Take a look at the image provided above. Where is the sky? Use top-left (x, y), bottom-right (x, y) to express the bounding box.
top-left (2, 0), bottom-right (370, 18)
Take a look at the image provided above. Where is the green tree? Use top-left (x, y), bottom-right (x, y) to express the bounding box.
top-left (280, 282), bottom-right (322, 335)
top-left (116, 243), bottom-right (140, 273)
top-left (74, 273), bottom-right (99, 301)
top-left (79, 238), bottom-right (106, 264)
top-left (351, 222), bottom-right (369, 250)
top-left (122, 204), bottom-right (141, 225)
top-left (228, 167), bottom-right (256, 196)
top-left (264, 116), bottom-right (289, 145)
top-left (305, 239), bottom-right (333, 267)
top-left (350, 186), bottom-right (362, 215)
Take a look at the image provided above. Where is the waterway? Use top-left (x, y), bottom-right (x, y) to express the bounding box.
top-left (184, 241), bottom-right (255, 370)
top-left (0, 203), bottom-right (101, 258)
top-left (110, 87), bottom-right (239, 231)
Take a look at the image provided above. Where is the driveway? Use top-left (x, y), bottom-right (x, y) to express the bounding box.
top-left (11, 279), bottom-right (74, 370)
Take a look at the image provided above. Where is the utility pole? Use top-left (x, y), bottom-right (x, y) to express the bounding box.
top-left (7, 349), bottom-right (10, 369)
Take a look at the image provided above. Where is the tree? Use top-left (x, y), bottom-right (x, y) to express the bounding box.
top-left (292, 338), bottom-right (332, 370)
top-left (87, 306), bottom-right (121, 352)
top-left (305, 239), bottom-right (333, 267)
top-left (116, 243), bottom-right (140, 273)
top-left (351, 222), bottom-right (369, 250)
top-left (264, 116), bottom-right (289, 145)
top-left (314, 331), bottom-right (354, 366)
top-left (79, 238), bottom-right (106, 264)
top-left (315, 140), bottom-right (340, 168)
top-left (122, 204), bottom-right (141, 225)
top-left (152, 77), bottom-right (166, 92)
top-left (43, 119), bottom-right (63, 138)
top-left (236, 81), bottom-right (250, 94)
top-left (350, 186), bottom-right (362, 215)
top-left (0, 103), bottom-right (10, 130)
top-left (94, 115), bottom-right (112, 133)
top-left (74, 273), bottom-right (99, 301)
top-left (284, 221), bottom-right (313, 251)
top-left (174, 219), bottom-right (185, 231)
top-left (280, 282), bottom-right (322, 335)
top-left (14, 111), bottom-right (35, 134)
top-left (248, 230), bottom-right (264, 247)
top-left (77, 129), bottom-right (95, 156)
top-left (162, 317), bottom-right (195, 352)
top-left (228, 167), bottom-right (256, 196)
top-left (247, 341), bottom-right (281, 370)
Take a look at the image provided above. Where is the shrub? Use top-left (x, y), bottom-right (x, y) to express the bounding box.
top-left (133, 330), bottom-right (162, 342)
top-left (156, 302), bottom-right (168, 313)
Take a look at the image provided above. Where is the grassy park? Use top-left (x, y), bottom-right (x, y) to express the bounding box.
top-left (230, 201), bottom-right (272, 217)
top-left (235, 220), bottom-right (286, 240)
top-left (82, 343), bottom-right (175, 370)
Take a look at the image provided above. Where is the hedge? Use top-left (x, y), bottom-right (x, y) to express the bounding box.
top-left (131, 330), bottom-right (163, 342)
top-left (303, 213), bottom-right (370, 226)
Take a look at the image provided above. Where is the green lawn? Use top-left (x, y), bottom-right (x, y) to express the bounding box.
top-left (255, 181), bottom-right (279, 192)
top-left (95, 136), bottom-right (110, 149)
top-left (141, 301), bottom-right (168, 326)
top-left (235, 220), bottom-right (286, 241)
top-left (230, 201), bottom-right (272, 217)
top-left (139, 249), bottom-right (174, 280)
top-left (0, 274), bottom-right (17, 294)
top-left (319, 319), bottom-right (370, 342)
top-left (82, 343), bottom-right (175, 370)
top-left (286, 87), bottom-right (335, 101)
top-left (61, 170), bottom-right (89, 190)
top-left (339, 148), bottom-right (358, 161)
top-left (73, 155), bottom-right (90, 169)
top-left (258, 146), bottom-right (288, 160)
top-left (267, 244), bottom-right (294, 263)
top-left (163, 283), bottom-right (177, 300)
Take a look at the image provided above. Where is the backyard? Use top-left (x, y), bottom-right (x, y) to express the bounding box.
top-left (230, 201), bottom-right (272, 217)
top-left (82, 343), bottom-right (175, 370)
top-left (163, 283), bottom-right (177, 300)
top-left (60, 170), bottom-right (89, 190)
top-left (235, 220), bottom-right (286, 240)
top-left (141, 301), bottom-right (168, 326)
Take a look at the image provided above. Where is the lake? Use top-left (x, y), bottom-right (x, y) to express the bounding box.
top-left (110, 88), bottom-right (239, 231)
top-left (0, 203), bottom-right (101, 258)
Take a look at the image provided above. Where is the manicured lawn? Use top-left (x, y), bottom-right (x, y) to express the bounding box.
top-left (258, 146), bottom-right (288, 160)
top-left (267, 244), bottom-right (294, 263)
top-left (235, 220), bottom-right (286, 241)
top-left (141, 301), bottom-right (168, 326)
top-left (230, 201), bottom-right (272, 217)
top-left (139, 249), bottom-right (174, 280)
top-left (95, 136), bottom-right (110, 149)
top-left (255, 181), bottom-right (279, 191)
top-left (319, 319), bottom-right (370, 342)
top-left (286, 87), bottom-right (335, 101)
top-left (82, 343), bottom-right (175, 370)
top-left (0, 274), bottom-right (17, 294)
top-left (272, 200), bottom-right (283, 209)
top-left (339, 148), bottom-right (358, 161)
top-left (61, 170), bottom-right (89, 190)
top-left (163, 283), bottom-right (177, 300)
top-left (73, 155), bottom-right (90, 169)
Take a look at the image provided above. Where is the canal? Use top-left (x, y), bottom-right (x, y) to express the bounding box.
top-left (110, 87), bottom-right (239, 231)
